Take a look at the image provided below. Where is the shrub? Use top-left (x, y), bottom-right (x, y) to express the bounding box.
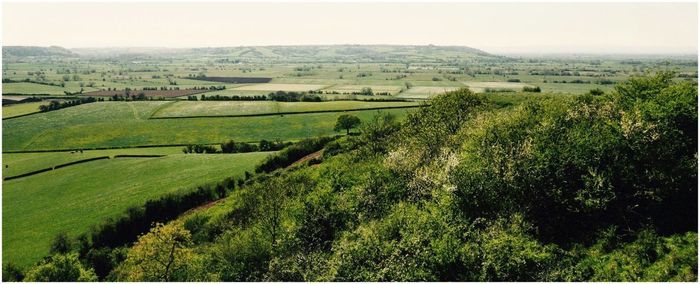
top-left (24, 253), bottom-right (97, 282)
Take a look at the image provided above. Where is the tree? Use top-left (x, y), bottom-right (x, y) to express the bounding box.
top-left (334, 114), bottom-right (361, 135)
top-left (114, 223), bottom-right (209, 281)
top-left (23, 253), bottom-right (97, 282)
top-left (50, 232), bottom-right (72, 254)
top-left (257, 179), bottom-right (285, 249)
top-left (360, 87), bottom-right (374, 96)
top-left (2, 262), bottom-right (24, 282)
top-left (588, 88), bottom-right (604, 96)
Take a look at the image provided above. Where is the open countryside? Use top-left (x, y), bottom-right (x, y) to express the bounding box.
top-left (1, 2), bottom-right (698, 282)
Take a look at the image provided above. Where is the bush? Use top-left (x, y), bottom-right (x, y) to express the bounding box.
top-left (255, 136), bottom-right (336, 173)
top-left (50, 232), bottom-right (73, 254)
top-left (451, 73), bottom-right (697, 243)
top-left (2, 262), bottom-right (24, 282)
top-left (24, 253), bottom-right (97, 282)
top-left (522, 86), bottom-right (541, 92)
top-left (113, 223), bottom-right (212, 281)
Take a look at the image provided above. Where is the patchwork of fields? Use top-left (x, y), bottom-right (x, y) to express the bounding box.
top-left (3, 102), bottom-right (411, 151)
top-left (2, 45), bottom-right (696, 273)
top-left (3, 151), bottom-right (271, 267)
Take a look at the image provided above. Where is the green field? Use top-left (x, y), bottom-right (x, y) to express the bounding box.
top-left (2, 146), bottom-right (185, 178)
top-left (152, 100), bottom-right (420, 118)
top-left (2, 102), bottom-right (47, 118)
top-left (3, 101), bottom-right (411, 151)
top-left (2, 151), bottom-right (271, 267)
top-left (2, 82), bottom-right (94, 95)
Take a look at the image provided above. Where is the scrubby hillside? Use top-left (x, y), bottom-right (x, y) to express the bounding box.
top-left (8, 73), bottom-right (697, 281)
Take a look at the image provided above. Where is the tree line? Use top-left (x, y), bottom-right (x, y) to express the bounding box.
top-left (182, 140), bottom-right (291, 154)
top-left (38, 97), bottom-right (101, 112)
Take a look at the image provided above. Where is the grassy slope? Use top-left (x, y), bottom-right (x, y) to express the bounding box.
top-left (2, 151), bottom-right (271, 268)
top-left (2, 102), bottom-right (47, 118)
top-left (3, 101), bottom-right (410, 151)
top-left (2, 147), bottom-right (184, 178)
top-left (153, 100), bottom-right (421, 117)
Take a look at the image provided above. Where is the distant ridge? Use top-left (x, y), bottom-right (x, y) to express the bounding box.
top-left (3, 45), bottom-right (498, 61)
top-left (2, 46), bottom-right (77, 57)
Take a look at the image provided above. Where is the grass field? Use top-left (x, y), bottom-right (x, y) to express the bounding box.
top-left (462, 81), bottom-right (534, 92)
top-left (321, 84), bottom-right (404, 95)
top-left (2, 102), bottom-right (47, 118)
top-left (2, 146), bottom-right (185, 178)
top-left (152, 100), bottom-right (420, 118)
top-left (2, 151), bottom-right (271, 268)
top-left (397, 86), bottom-right (462, 99)
top-left (232, 83), bottom-right (327, 91)
top-left (3, 101), bottom-right (411, 151)
top-left (2, 82), bottom-right (94, 95)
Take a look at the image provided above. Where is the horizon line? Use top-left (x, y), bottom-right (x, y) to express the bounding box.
top-left (3, 44), bottom-right (697, 56)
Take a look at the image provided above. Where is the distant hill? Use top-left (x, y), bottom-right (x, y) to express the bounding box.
top-left (3, 45), bottom-right (498, 62)
top-left (2, 46), bottom-right (77, 57)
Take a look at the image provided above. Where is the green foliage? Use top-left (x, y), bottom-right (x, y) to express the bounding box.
top-left (255, 136), bottom-right (335, 173)
top-left (112, 223), bottom-right (212, 281)
top-left (475, 215), bottom-right (557, 281)
top-left (50, 74), bottom-right (696, 281)
top-left (557, 230), bottom-right (698, 281)
top-left (205, 228), bottom-right (272, 281)
top-left (24, 253), bottom-right (97, 282)
top-left (334, 114), bottom-right (362, 134)
top-left (451, 73), bottom-right (697, 242)
top-left (357, 112), bottom-right (401, 154)
top-left (49, 232), bottom-right (72, 255)
top-left (2, 262), bottom-right (24, 282)
top-left (588, 88), bottom-right (604, 96)
top-left (399, 88), bottom-right (488, 163)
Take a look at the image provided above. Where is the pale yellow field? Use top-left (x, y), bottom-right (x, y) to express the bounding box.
top-left (153, 100), bottom-right (420, 118)
top-left (2, 102), bottom-right (47, 118)
top-left (323, 85), bottom-right (403, 94)
top-left (397, 86), bottom-right (462, 99)
top-left (462, 81), bottom-right (533, 92)
top-left (232, 83), bottom-right (327, 92)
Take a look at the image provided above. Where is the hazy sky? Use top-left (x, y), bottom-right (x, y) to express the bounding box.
top-left (2, 2), bottom-right (698, 54)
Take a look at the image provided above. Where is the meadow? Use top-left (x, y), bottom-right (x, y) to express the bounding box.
top-left (3, 151), bottom-right (271, 267)
top-left (151, 100), bottom-right (421, 118)
top-left (2, 101), bottom-right (47, 118)
top-left (2, 146), bottom-right (185, 178)
top-left (3, 101), bottom-right (411, 151)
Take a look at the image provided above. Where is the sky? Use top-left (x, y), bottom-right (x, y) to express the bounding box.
top-left (2, 2), bottom-right (698, 54)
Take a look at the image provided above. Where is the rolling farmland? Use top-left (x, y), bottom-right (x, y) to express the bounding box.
top-left (1, 44), bottom-right (697, 280)
top-left (3, 151), bottom-right (271, 267)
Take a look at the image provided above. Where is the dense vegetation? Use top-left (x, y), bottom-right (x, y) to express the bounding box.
top-left (38, 97), bottom-right (101, 112)
top-left (4, 73), bottom-right (697, 281)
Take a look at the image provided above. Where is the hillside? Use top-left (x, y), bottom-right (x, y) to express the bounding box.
top-left (2, 46), bottom-right (76, 57)
top-left (10, 73), bottom-right (692, 282)
top-left (6, 45), bottom-right (496, 62)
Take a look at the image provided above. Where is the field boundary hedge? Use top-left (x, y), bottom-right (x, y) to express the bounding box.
top-left (3, 155), bottom-right (170, 181)
top-left (2, 111), bottom-right (42, 120)
top-left (150, 104), bottom-right (424, 119)
top-left (189, 76), bottom-right (272, 84)
top-left (113, 154), bottom-right (166, 158)
top-left (4, 144), bottom-right (217, 154)
top-left (3, 156), bottom-right (110, 181)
